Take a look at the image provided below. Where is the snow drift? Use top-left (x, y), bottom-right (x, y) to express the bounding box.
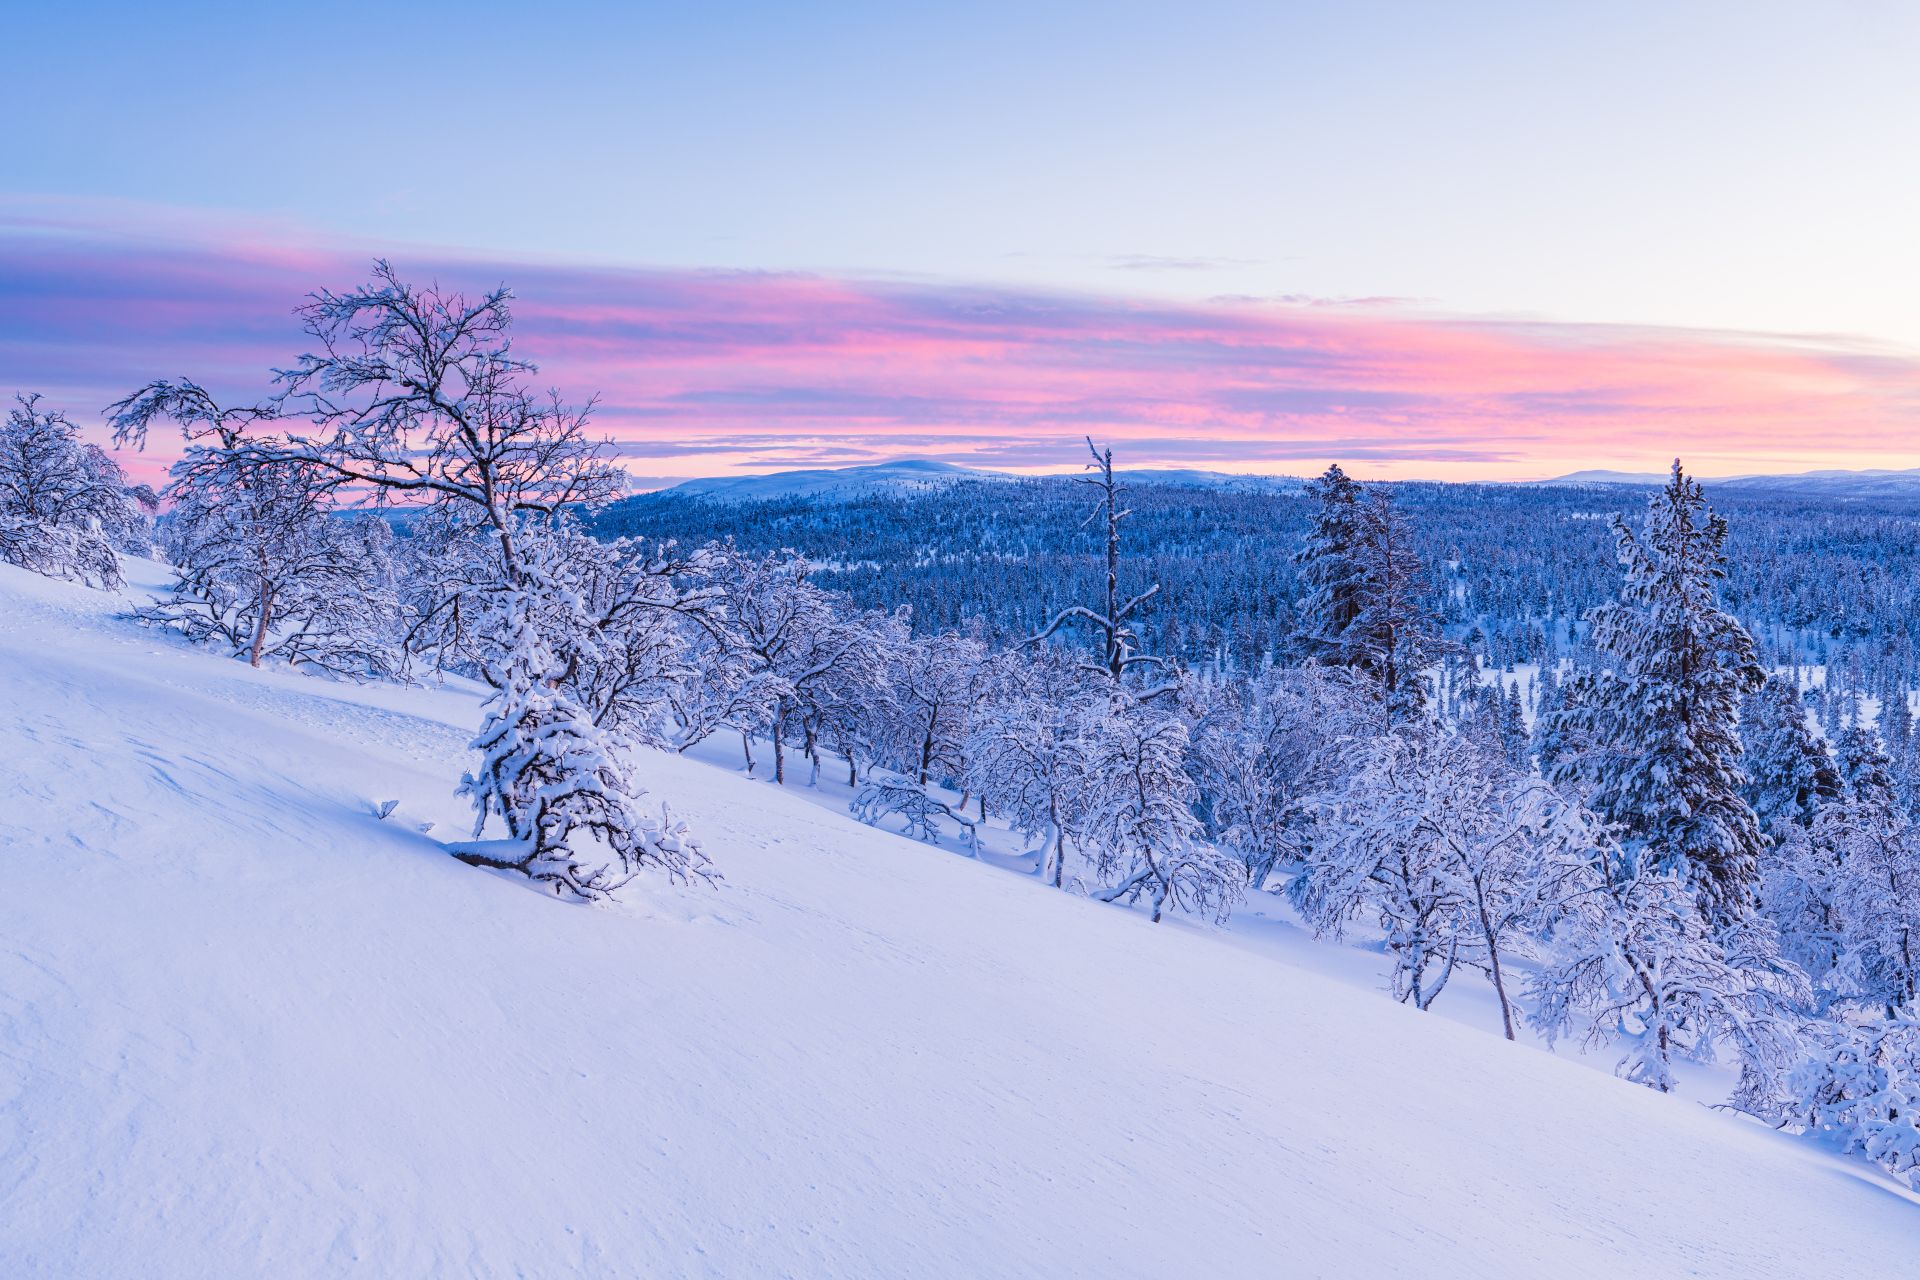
top-left (1, 559), bottom-right (1913, 1278)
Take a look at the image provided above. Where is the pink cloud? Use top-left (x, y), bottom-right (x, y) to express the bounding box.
top-left (6, 210), bottom-right (1919, 488)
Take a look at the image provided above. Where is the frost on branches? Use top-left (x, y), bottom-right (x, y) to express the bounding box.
top-left (453, 575), bottom-right (710, 899)
top-left (1081, 697), bottom-right (1245, 923)
top-left (0, 393), bottom-right (154, 587)
top-left (1788, 1010), bottom-right (1920, 1189)
top-left (1293, 730), bottom-right (1599, 1037)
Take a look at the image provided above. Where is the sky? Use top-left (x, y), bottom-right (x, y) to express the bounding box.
top-left (6, 1), bottom-right (1920, 484)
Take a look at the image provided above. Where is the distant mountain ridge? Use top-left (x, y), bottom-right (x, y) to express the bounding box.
top-left (642, 457), bottom-right (1920, 505)
top-left (1539, 466), bottom-right (1920, 497)
top-left (650, 458), bottom-right (1304, 503)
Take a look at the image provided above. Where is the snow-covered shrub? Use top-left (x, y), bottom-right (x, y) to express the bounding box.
top-left (851, 768), bottom-right (979, 854)
top-left (453, 579), bottom-right (710, 899)
top-left (1079, 697), bottom-right (1244, 923)
top-left (0, 393), bottom-right (154, 586)
top-left (1531, 857), bottom-right (1806, 1101)
top-left (1789, 1011), bottom-right (1920, 1189)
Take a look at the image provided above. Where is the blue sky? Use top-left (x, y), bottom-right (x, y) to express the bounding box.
top-left (7, 2), bottom-right (1920, 478)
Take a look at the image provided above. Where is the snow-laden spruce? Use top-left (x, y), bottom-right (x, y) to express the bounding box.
top-left (1539, 460), bottom-right (1767, 920)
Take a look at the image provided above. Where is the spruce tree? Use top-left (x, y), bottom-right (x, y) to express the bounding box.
top-left (1293, 464), bottom-right (1368, 667)
top-left (1741, 675), bottom-right (1841, 835)
top-left (1293, 465), bottom-right (1445, 720)
top-left (1541, 461), bottom-right (1766, 919)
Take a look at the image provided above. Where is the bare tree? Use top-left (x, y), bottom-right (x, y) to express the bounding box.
top-left (1029, 439), bottom-right (1170, 694)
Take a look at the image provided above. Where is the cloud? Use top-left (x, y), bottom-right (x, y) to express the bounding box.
top-left (1106, 254), bottom-right (1266, 272)
top-left (6, 205), bottom-right (1920, 484)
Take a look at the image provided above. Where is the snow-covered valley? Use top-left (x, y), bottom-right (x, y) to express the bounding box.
top-left (4, 558), bottom-right (1915, 1278)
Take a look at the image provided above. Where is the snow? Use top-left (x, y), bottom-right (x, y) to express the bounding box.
top-left (3, 558), bottom-right (1916, 1277)
top-left (661, 458), bottom-right (1006, 503)
top-left (650, 458), bottom-right (1303, 504)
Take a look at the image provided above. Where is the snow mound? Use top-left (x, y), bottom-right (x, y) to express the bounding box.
top-left (2, 559), bottom-right (1913, 1278)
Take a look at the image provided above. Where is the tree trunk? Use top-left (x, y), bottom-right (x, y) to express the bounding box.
top-left (1476, 891), bottom-right (1517, 1040)
top-left (772, 718), bottom-right (786, 785)
top-left (740, 729), bottom-right (756, 775)
top-left (1485, 931), bottom-right (1516, 1040)
top-left (249, 582), bottom-right (274, 668)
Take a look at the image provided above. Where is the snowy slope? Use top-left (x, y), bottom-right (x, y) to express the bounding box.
top-left (661, 458), bottom-right (1006, 502)
top-left (2, 560), bottom-right (1915, 1278)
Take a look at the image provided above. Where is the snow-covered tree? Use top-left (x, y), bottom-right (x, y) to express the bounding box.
top-left (138, 442), bottom-right (402, 675)
top-left (880, 628), bottom-right (986, 788)
top-left (1292, 466), bottom-right (1446, 720)
top-left (1078, 697), bottom-right (1244, 923)
top-left (1530, 853), bottom-right (1805, 1102)
top-left (0, 393), bottom-right (154, 586)
top-left (1741, 675), bottom-right (1840, 836)
top-left (1294, 731), bottom-right (1599, 1034)
top-left (965, 657), bottom-right (1094, 886)
top-left (850, 767), bottom-right (980, 853)
top-left (1187, 664), bottom-right (1381, 887)
top-left (1293, 463), bottom-right (1369, 667)
top-left (519, 518), bottom-right (714, 753)
top-left (451, 571), bottom-right (709, 898)
top-left (389, 508), bottom-right (502, 680)
top-left (1788, 1009), bottom-right (1920, 1189)
top-left (1540, 461), bottom-right (1766, 920)
top-left (1761, 821), bottom-right (1848, 1009)
top-left (802, 606), bottom-right (906, 788)
top-left (111, 264), bottom-right (704, 897)
top-left (1814, 729), bottom-right (1920, 1014)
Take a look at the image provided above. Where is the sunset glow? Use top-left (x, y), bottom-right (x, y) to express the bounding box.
top-left (7, 210), bottom-right (1920, 489)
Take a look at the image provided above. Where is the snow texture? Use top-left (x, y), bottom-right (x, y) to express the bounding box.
top-left (2, 558), bottom-right (1915, 1278)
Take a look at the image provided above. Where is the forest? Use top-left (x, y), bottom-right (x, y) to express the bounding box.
top-left (6, 262), bottom-right (1919, 1193)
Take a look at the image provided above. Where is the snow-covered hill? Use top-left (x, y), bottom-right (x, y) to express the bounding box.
top-left (3, 559), bottom-right (1914, 1278)
top-left (661, 458), bottom-right (1007, 502)
top-left (650, 459), bottom-right (1302, 503)
top-left (1541, 465), bottom-right (1920, 497)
